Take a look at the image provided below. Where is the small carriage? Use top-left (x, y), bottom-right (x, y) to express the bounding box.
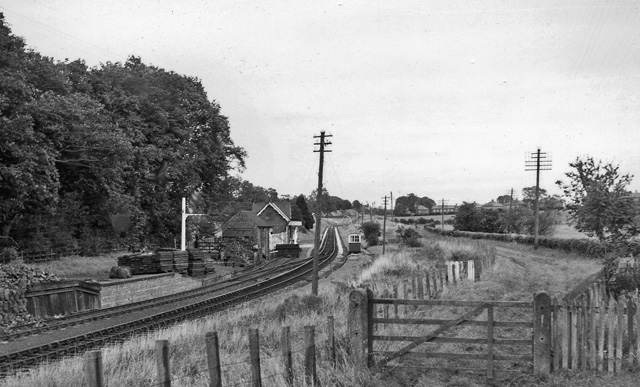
top-left (347, 233), bottom-right (362, 254)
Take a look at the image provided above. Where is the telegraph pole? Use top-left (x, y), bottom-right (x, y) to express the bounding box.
top-left (440, 199), bottom-right (448, 231)
top-left (382, 196), bottom-right (389, 255)
top-left (312, 131), bottom-right (331, 296)
top-left (507, 188), bottom-right (514, 233)
top-left (525, 148), bottom-right (552, 249)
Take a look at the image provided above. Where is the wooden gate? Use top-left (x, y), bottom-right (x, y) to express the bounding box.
top-left (348, 289), bottom-right (552, 378)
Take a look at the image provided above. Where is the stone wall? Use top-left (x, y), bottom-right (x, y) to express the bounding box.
top-left (100, 273), bottom-right (202, 308)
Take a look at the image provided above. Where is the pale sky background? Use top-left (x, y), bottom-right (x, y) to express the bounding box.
top-left (2, 0), bottom-right (640, 207)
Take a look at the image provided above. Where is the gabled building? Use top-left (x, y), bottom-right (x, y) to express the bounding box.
top-left (252, 202), bottom-right (302, 248)
top-left (415, 205), bottom-right (430, 215)
top-left (221, 211), bottom-right (271, 259)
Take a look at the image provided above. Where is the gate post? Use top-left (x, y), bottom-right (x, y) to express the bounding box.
top-left (534, 292), bottom-right (552, 375)
top-left (348, 288), bottom-right (372, 368)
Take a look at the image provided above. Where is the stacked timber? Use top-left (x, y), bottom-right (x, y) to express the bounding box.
top-left (172, 250), bottom-right (189, 274)
top-left (204, 255), bottom-right (216, 274)
top-left (157, 251), bottom-right (173, 273)
top-left (117, 253), bottom-right (160, 275)
top-left (187, 249), bottom-right (206, 277)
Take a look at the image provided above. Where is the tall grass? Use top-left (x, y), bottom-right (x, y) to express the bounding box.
top-left (2, 233), bottom-right (634, 387)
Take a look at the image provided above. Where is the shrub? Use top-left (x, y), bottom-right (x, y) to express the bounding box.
top-left (360, 221), bottom-right (381, 246)
top-left (604, 256), bottom-right (640, 297)
top-left (396, 226), bottom-right (423, 247)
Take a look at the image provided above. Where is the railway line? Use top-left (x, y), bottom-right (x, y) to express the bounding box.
top-left (0, 226), bottom-right (343, 376)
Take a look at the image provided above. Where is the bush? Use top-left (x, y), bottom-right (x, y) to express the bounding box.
top-left (360, 221), bottom-right (381, 246)
top-left (604, 257), bottom-right (640, 297)
top-left (396, 226), bottom-right (423, 247)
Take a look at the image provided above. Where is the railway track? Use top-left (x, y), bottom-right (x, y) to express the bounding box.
top-left (0, 226), bottom-right (341, 376)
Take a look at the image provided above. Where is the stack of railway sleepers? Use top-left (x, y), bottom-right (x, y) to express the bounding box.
top-left (187, 249), bottom-right (206, 277)
top-left (117, 253), bottom-right (160, 275)
top-left (204, 255), bottom-right (215, 274)
top-left (172, 250), bottom-right (189, 274)
top-left (156, 249), bottom-right (175, 273)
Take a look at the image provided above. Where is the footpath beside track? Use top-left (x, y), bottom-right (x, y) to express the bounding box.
top-left (0, 226), bottom-right (342, 376)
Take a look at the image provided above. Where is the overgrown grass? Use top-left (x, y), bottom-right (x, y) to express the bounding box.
top-left (2, 233), bottom-right (635, 387)
top-left (28, 253), bottom-right (119, 280)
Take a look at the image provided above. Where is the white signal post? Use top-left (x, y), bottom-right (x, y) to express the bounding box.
top-left (181, 197), bottom-right (206, 251)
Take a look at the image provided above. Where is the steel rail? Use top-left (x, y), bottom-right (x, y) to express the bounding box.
top-left (0, 227), bottom-right (340, 376)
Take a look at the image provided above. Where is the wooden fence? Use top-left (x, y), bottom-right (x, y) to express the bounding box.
top-left (26, 280), bottom-right (101, 318)
top-left (348, 288), bottom-right (549, 378)
top-left (15, 246), bottom-right (126, 263)
top-left (83, 317), bottom-right (338, 387)
top-left (364, 258), bottom-right (491, 301)
top-left (552, 290), bottom-right (640, 372)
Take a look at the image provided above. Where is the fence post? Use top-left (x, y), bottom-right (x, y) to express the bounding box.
top-left (84, 350), bottom-right (104, 387)
top-left (417, 275), bottom-right (424, 300)
top-left (487, 304), bottom-right (494, 380)
top-left (304, 325), bottom-right (318, 386)
top-left (533, 292), bottom-right (551, 375)
top-left (348, 288), bottom-right (370, 368)
top-left (327, 315), bottom-right (336, 367)
top-left (281, 327), bottom-right (293, 387)
top-left (156, 340), bottom-right (171, 387)
top-left (249, 329), bottom-right (262, 387)
top-left (206, 332), bottom-right (222, 387)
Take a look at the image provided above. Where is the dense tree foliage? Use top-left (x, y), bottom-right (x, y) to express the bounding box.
top-left (360, 221), bottom-right (381, 246)
top-left (294, 195), bottom-right (314, 230)
top-left (453, 202), bottom-right (556, 235)
top-left (557, 157), bottom-right (639, 244)
top-left (393, 193), bottom-right (435, 216)
top-left (0, 15), bottom-right (246, 252)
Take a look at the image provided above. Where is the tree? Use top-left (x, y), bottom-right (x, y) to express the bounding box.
top-left (557, 156), bottom-right (639, 243)
top-left (522, 186), bottom-right (548, 206)
top-left (360, 221), bottom-right (381, 246)
top-left (295, 195), bottom-right (314, 230)
top-left (453, 202), bottom-right (482, 232)
top-left (496, 195), bottom-right (512, 205)
top-left (352, 200), bottom-right (362, 211)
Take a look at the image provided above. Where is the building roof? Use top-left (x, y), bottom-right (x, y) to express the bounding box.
top-left (483, 200), bottom-right (504, 209)
top-left (252, 201), bottom-right (292, 218)
top-left (223, 210), bottom-right (269, 229)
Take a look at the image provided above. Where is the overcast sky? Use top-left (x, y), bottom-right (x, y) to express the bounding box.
top-left (3, 0), bottom-right (640, 207)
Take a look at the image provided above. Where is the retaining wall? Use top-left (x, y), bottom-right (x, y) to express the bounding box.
top-left (100, 273), bottom-right (202, 308)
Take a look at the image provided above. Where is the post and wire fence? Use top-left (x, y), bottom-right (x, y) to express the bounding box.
top-left (83, 316), bottom-right (338, 387)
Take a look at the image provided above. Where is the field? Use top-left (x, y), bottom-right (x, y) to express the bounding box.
top-left (3, 227), bottom-right (637, 387)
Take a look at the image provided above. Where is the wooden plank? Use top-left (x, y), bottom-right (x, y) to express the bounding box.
top-left (562, 301), bottom-right (569, 370)
top-left (425, 271), bottom-right (431, 298)
top-left (627, 298), bottom-right (636, 368)
top-left (205, 332), bottom-right (222, 387)
top-left (156, 340), bottom-right (171, 387)
top-left (534, 292), bottom-right (551, 375)
top-left (417, 275), bottom-right (424, 300)
top-left (381, 365), bottom-right (526, 373)
top-left (377, 303), bottom-right (488, 367)
top-left (377, 351), bottom-right (533, 362)
top-left (303, 326), bottom-right (317, 386)
top-left (372, 335), bottom-right (531, 346)
top-left (589, 287), bottom-right (597, 370)
top-left (373, 317), bottom-right (532, 328)
top-left (468, 260), bottom-right (475, 282)
top-left (281, 327), bottom-right (293, 387)
top-left (487, 304), bottom-right (494, 380)
top-left (597, 296), bottom-right (606, 371)
top-left (249, 329), bottom-right (262, 387)
top-left (393, 285), bottom-right (398, 318)
top-left (580, 296), bottom-right (587, 370)
top-left (571, 300), bottom-right (578, 370)
top-left (607, 296), bottom-right (615, 373)
top-left (371, 299), bottom-right (533, 307)
top-left (616, 297), bottom-right (624, 372)
top-left (446, 262), bottom-right (453, 285)
top-left (84, 350), bottom-right (104, 387)
top-left (327, 316), bottom-right (336, 367)
top-left (553, 298), bottom-right (561, 371)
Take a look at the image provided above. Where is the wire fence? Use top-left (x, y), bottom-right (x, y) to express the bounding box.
top-left (85, 316), bottom-right (339, 387)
